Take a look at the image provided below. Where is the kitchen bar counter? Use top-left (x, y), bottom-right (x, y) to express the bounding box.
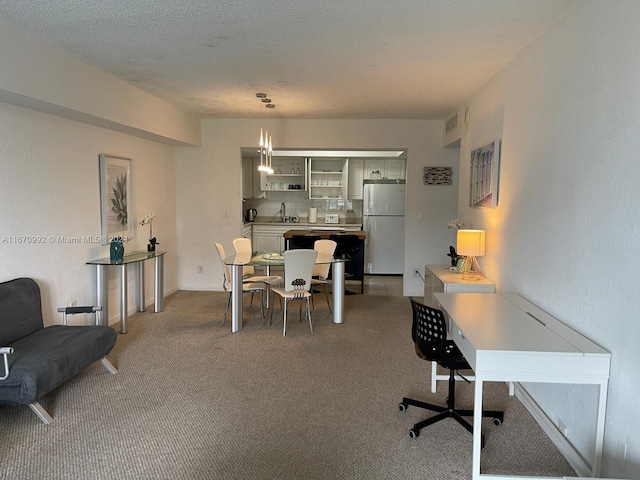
top-left (284, 229), bottom-right (366, 293)
top-left (283, 229), bottom-right (366, 239)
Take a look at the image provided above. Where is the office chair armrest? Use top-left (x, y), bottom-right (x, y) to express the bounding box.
top-left (1, 346), bottom-right (14, 380)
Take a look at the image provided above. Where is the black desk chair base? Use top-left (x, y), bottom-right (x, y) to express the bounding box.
top-left (399, 369), bottom-right (503, 444)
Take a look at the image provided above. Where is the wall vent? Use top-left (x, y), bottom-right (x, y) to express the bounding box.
top-left (445, 114), bottom-right (458, 134)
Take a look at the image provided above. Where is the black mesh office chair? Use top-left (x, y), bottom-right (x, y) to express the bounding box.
top-left (399, 298), bottom-right (504, 441)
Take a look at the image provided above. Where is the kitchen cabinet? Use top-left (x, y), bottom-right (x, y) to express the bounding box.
top-left (242, 158), bottom-right (264, 199)
top-left (253, 224), bottom-right (360, 254)
top-left (241, 223), bottom-right (252, 240)
top-left (242, 158), bottom-right (252, 198)
top-left (364, 158), bottom-right (405, 180)
top-left (259, 157), bottom-right (306, 193)
top-left (347, 158), bottom-right (364, 199)
top-left (253, 225), bottom-right (309, 254)
top-left (308, 158), bottom-right (348, 200)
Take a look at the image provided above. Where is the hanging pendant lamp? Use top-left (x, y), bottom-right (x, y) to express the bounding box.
top-left (256, 93), bottom-right (275, 174)
top-left (265, 102), bottom-right (275, 174)
top-left (256, 93), bottom-right (267, 172)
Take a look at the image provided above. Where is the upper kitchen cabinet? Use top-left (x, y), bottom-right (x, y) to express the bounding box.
top-left (242, 157), bottom-right (264, 199)
top-left (364, 158), bottom-right (405, 180)
top-left (308, 157), bottom-right (348, 200)
top-left (348, 158), bottom-right (364, 199)
top-left (259, 157), bottom-right (307, 193)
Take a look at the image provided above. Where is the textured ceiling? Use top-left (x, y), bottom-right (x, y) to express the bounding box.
top-left (0, 0), bottom-right (576, 120)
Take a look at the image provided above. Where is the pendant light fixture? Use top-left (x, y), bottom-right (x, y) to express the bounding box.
top-left (265, 102), bottom-right (275, 174)
top-left (256, 93), bottom-right (267, 172)
top-left (256, 93), bottom-right (274, 174)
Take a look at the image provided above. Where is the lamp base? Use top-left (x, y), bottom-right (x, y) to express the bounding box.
top-left (461, 271), bottom-right (483, 281)
top-left (459, 256), bottom-right (482, 280)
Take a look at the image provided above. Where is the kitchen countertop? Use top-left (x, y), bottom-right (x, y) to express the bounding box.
top-left (283, 229), bottom-right (366, 239)
top-left (246, 216), bottom-right (362, 228)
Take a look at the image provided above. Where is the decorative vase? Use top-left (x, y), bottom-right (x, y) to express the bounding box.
top-left (110, 237), bottom-right (124, 262)
top-left (456, 257), bottom-right (467, 274)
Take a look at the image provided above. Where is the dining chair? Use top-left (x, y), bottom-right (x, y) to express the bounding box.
top-left (215, 243), bottom-right (266, 327)
top-left (270, 249), bottom-right (318, 336)
top-left (311, 239), bottom-right (337, 312)
top-left (232, 237), bottom-right (282, 286)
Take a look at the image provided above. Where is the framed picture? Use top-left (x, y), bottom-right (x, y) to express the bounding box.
top-left (469, 140), bottom-right (500, 208)
top-left (99, 154), bottom-right (133, 244)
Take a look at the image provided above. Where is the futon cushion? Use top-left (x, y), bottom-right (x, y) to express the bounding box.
top-left (0, 325), bottom-right (117, 405)
top-left (0, 278), bottom-right (44, 345)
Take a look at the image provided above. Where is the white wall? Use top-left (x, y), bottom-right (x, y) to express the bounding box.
top-left (0, 18), bottom-right (198, 326)
top-left (455, 2), bottom-right (640, 477)
top-left (175, 119), bottom-right (459, 294)
top-left (0, 102), bottom-right (178, 326)
top-left (0, 20), bottom-right (201, 147)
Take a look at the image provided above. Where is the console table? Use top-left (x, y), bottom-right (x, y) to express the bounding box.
top-left (434, 292), bottom-right (610, 480)
top-left (425, 265), bottom-right (495, 392)
top-left (86, 250), bottom-right (166, 334)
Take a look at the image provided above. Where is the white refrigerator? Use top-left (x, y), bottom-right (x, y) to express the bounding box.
top-left (363, 180), bottom-right (405, 274)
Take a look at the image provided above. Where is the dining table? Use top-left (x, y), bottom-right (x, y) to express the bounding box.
top-left (223, 251), bottom-right (348, 332)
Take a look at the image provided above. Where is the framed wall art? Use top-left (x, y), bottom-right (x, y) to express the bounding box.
top-left (469, 139), bottom-right (500, 208)
top-left (99, 154), bottom-right (133, 244)
top-left (423, 166), bottom-right (452, 185)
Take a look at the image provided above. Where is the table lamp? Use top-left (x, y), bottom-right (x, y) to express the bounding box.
top-left (456, 229), bottom-right (485, 280)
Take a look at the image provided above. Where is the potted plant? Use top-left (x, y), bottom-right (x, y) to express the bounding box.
top-left (140, 213), bottom-right (158, 252)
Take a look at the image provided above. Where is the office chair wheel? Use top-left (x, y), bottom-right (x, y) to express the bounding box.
top-left (409, 428), bottom-right (419, 439)
top-left (398, 402), bottom-right (407, 412)
top-left (493, 417), bottom-right (502, 426)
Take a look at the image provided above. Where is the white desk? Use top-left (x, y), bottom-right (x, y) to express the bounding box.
top-left (433, 292), bottom-right (610, 480)
top-left (425, 265), bottom-right (495, 392)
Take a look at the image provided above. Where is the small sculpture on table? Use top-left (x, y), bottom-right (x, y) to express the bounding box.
top-left (447, 246), bottom-right (460, 268)
top-left (147, 237), bottom-right (158, 252)
top-left (140, 213), bottom-right (158, 252)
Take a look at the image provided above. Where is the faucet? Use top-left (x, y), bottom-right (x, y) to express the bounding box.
top-left (280, 202), bottom-right (286, 222)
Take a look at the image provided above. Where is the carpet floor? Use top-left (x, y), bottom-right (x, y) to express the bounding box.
top-left (0, 291), bottom-right (575, 479)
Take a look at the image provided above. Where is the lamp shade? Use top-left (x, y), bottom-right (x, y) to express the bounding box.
top-left (457, 229), bottom-right (485, 257)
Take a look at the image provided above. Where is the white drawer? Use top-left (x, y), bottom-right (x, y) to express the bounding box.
top-left (448, 316), bottom-right (477, 371)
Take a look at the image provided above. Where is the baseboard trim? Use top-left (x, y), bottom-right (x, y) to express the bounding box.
top-left (513, 382), bottom-right (591, 477)
top-left (107, 285), bottom-right (180, 326)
